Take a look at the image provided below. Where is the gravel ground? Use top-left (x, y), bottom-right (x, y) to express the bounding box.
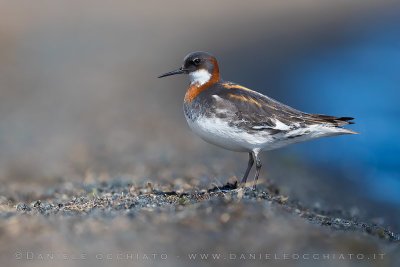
top-left (0, 177), bottom-right (399, 267)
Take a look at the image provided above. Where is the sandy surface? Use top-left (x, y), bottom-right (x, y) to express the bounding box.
top-left (0, 176), bottom-right (399, 267)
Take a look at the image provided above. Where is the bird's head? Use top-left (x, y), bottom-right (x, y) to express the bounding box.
top-left (158, 51), bottom-right (220, 87)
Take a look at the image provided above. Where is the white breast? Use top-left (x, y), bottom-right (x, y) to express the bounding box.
top-left (185, 115), bottom-right (272, 152)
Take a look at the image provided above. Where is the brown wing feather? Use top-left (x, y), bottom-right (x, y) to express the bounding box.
top-left (214, 82), bottom-right (355, 131)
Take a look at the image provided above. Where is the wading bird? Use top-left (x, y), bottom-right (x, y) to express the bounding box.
top-left (159, 51), bottom-right (357, 190)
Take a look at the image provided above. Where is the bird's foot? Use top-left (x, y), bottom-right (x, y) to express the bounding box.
top-left (238, 182), bottom-right (256, 191)
top-left (208, 181), bottom-right (238, 193)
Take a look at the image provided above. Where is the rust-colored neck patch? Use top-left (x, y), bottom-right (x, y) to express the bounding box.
top-left (184, 58), bottom-right (220, 104)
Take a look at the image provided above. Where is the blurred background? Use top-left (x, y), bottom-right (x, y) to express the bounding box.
top-left (0, 0), bottom-right (399, 226)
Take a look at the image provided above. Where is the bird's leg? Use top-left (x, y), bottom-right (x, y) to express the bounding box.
top-left (252, 150), bottom-right (262, 190)
top-left (240, 152), bottom-right (254, 185)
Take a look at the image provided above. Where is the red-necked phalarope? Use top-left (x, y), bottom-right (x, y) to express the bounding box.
top-left (159, 51), bottom-right (357, 190)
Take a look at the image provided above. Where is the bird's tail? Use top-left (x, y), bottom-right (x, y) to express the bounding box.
top-left (310, 114), bottom-right (359, 134)
top-left (336, 116), bottom-right (355, 125)
top-left (335, 117), bottom-right (359, 134)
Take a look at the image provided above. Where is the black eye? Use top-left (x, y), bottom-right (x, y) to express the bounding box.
top-left (193, 58), bottom-right (201, 65)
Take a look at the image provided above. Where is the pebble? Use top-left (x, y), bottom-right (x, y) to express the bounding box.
top-left (16, 203), bottom-right (31, 211)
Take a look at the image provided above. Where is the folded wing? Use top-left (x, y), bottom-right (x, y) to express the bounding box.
top-left (211, 82), bottom-right (356, 134)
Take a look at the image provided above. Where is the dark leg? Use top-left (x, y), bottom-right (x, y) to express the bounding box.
top-left (240, 152), bottom-right (254, 185)
top-left (252, 150), bottom-right (262, 190)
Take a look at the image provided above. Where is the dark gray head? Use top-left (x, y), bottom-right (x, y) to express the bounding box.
top-left (158, 51), bottom-right (220, 86)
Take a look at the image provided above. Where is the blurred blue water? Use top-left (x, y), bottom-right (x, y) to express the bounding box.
top-left (282, 15), bottom-right (400, 204)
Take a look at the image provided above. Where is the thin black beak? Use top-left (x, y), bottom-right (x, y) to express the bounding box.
top-left (158, 67), bottom-right (186, 78)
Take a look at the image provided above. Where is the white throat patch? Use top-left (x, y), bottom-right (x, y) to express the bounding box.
top-left (189, 69), bottom-right (211, 86)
